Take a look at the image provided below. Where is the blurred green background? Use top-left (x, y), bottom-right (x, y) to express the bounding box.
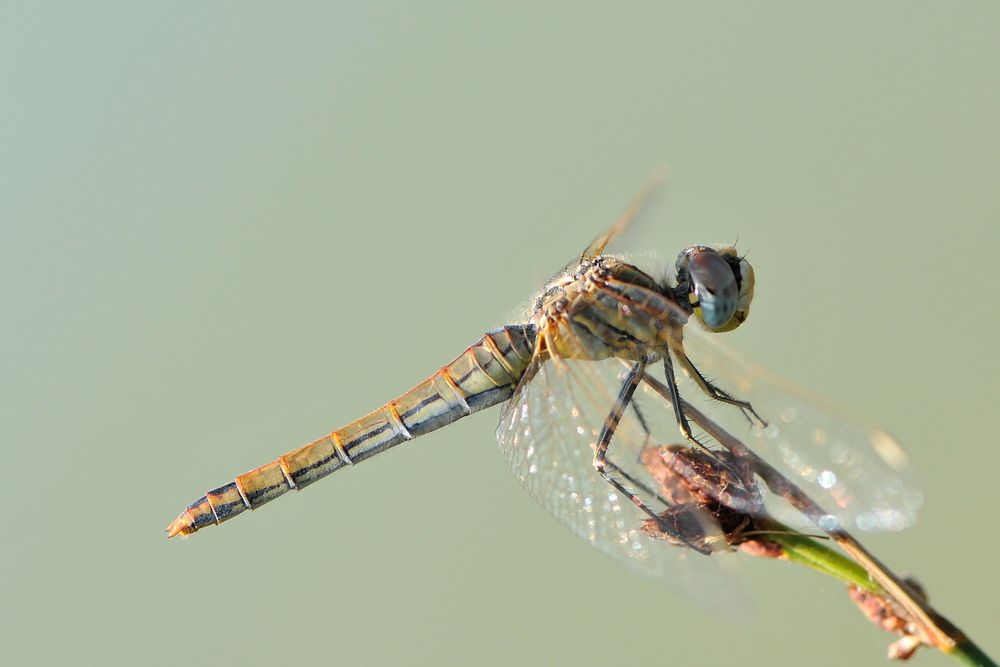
top-left (3, 3), bottom-right (998, 666)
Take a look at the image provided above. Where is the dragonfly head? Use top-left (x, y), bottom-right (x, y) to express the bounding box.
top-left (675, 246), bottom-right (755, 332)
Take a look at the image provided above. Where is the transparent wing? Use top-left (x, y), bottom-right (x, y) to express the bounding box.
top-left (678, 323), bottom-right (922, 533)
top-left (496, 337), bottom-right (746, 609)
top-left (580, 166), bottom-right (670, 259)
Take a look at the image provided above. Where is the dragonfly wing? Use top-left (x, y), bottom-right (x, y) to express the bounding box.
top-left (678, 323), bottom-right (923, 533)
top-left (496, 344), bottom-right (745, 609)
top-left (580, 166), bottom-right (670, 260)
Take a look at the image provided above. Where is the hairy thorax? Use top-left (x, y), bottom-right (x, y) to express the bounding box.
top-left (528, 256), bottom-right (687, 362)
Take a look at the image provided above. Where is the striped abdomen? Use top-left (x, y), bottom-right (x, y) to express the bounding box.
top-left (166, 324), bottom-right (536, 537)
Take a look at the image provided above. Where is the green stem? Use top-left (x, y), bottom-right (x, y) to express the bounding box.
top-left (950, 640), bottom-right (998, 667)
top-left (765, 531), bottom-right (879, 593)
top-left (757, 529), bottom-right (998, 667)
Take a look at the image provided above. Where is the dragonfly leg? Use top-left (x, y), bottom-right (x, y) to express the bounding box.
top-left (673, 349), bottom-right (768, 429)
top-left (614, 364), bottom-right (654, 437)
top-left (616, 364), bottom-right (653, 458)
top-left (661, 354), bottom-right (709, 449)
top-left (592, 360), bottom-right (703, 549)
top-left (662, 352), bottom-right (761, 489)
top-left (628, 399), bottom-right (653, 464)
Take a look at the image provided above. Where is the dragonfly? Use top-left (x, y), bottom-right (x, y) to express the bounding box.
top-left (166, 178), bottom-right (919, 597)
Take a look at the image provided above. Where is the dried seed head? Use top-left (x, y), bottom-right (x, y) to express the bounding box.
top-left (640, 444), bottom-right (782, 555)
top-left (847, 578), bottom-right (928, 661)
top-left (641, 444), bottom-right (761, 513)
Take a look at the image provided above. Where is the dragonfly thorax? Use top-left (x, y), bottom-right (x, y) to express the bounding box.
top-left (529, 248), bottom-right (754, 363)
top-left (529, 256), bottom-right (680, 362)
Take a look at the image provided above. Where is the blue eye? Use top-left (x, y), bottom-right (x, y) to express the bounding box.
top-left (675, 245), bottom-right (755, 333)
top-left (687, 251), bottom-right (738, 330)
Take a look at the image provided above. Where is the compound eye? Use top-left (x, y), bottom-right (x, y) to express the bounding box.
top-left (688, 251), bottom-right (739, 331)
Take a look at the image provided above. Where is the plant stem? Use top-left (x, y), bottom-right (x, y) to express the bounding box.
top-left (759, 528), bottom-right (997, 666)
top-left (952, 640), bottom-right (998, 667)
top-left (761, 526), bottom-right (877, 593)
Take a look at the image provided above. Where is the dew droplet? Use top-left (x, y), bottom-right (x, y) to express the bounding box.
top-left (818, 514), bottom-right (840, 531)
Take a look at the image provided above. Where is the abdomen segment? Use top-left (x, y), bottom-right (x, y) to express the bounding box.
top-left (166, 324), bottom-right (535, 537)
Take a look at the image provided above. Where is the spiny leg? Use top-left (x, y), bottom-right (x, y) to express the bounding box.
top-left (592, 359), bottom-right (691, 544)
top-left (661, 354), bottom-right (708, 450)
top-left (628, 398), bottom-right (655, 466)
top-left (614, 359), bottom-right (675, 464)
top-left (615, 363), bottom-right (653, 440)
top-left (673, 349), bottom-right (767, 428)
top-left (622, 367), bottom-right (654, 459)
top-left (630, 399), bottom-right (652, 440)
top-left (655, 359), bottom-right (758, 484)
